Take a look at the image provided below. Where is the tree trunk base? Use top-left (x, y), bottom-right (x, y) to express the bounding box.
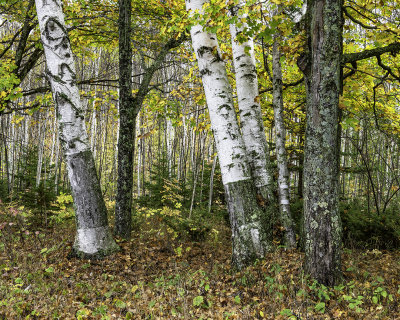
top-left (69, 226), bottom-right (120, 259)
top-left (225, 179), bottom-right (272, 269)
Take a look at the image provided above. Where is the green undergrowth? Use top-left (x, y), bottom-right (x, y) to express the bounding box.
top-left (1, 200), bottom-right (400, 319)
top-left (290, 199), bottom-right (400, 249)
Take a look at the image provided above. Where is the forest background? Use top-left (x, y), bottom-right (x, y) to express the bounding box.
top-left (1, 0), bottom-right (400, 319)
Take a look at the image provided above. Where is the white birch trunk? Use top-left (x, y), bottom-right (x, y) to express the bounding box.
top-left (90, 55), bottom-right (100, 158)
top-left (136, 114), bottom-right (142, 196)
top-left (36, 111), bottom-right (48, 188)
top-left (7, 117), bottom-right (15, 194)
top-left (186, 0), bottom-right (271, 268)
top-left (23, 116), bottom-right (30, 151)
top-left (166, 117), bottom-right (174, 177)
top-left (90, 107), bottom-right (97, 158)
top-left (35, 0), bottom-right (118, 257)
top-left (208, 152), bottom-right (217, 214)
top-left (49, 112), bottom-right (57, 165)
top-left (272, 35), bottom-right (296, 248)
top-left (229, 4), bottom-right (275, 203)
top-left (54, 130), bottom-right (60, 193)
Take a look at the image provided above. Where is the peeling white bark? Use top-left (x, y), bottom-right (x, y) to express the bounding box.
top-left (35, 0), bottom-right (118, 257)
top-left (166, 116), bottom-right (174, 176)
top-left (36, 111), bottom-right (48, 188)
top-left (186, 0), bottom-right (271, 268)
top-left (229, 4), bottom-right (274, 200)
top-left (75, 226), bottom-right (117, 255)
top-left (272, 31), bottom-right (296, 248)
top-left (186, 0), bottom-right (250, 185)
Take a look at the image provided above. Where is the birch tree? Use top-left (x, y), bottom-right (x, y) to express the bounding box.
top-left (229, 2), bottom-right (296, 248)
top-left (186, 0), bottom-right (271, 269)
top-left (34, 0), bottom-right (119, 258)
top-left (271, 18), bottom-right (296, 248)
top-left (229, 2), bottom-right (275, 205)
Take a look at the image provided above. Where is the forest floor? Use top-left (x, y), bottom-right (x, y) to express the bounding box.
top-left (0, 203), bottom-right (400, 319)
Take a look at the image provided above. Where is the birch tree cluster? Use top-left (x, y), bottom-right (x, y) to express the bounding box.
top-left (1, 0), bottom-right (400, 285)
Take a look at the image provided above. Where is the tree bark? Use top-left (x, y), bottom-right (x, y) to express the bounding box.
top-left (272, 32), bottom-right (296, 248)
top-left (300, 0), bottom-right (343, 286)
top-left (114, 4), bottom-right (186, 237)
top-left (229, 3), bottom-right (275, 204)
top-left (186, 0), bottom-right (271, 269)
top-left (35, 0), bottom-right (118, 258)
top-left (114, 0), bottom-right (135, 239)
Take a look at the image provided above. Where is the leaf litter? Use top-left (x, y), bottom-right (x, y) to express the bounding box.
top-left (0, 205), bottom-right (399, 319)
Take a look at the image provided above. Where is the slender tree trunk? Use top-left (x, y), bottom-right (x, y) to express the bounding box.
top-left (272, 32), bottom-right (296, 248)
top-left (49, 113), bottom-right (57, 165)
top-left (166, 116), bottom-right (174, 177)
top-left (208, 150), bottom-right (217, 214)
top-left (36, 111), bottom-right (48, 188)
top-left (54, 131), bottom-right (60, 194)
top-left (90, 106), bottom-right (97, 158)
top-left (186, 0), bottom-right (271, 269)
top-left (8, 117), bottom-right (15, 196)
top-left (297, 135), bottom-right (304, 198)
top-left (35, 0), bottom-right (118, 257)
top-left (299, 0), bottom-right (343, 286)
top-left (229, 3), bottom-right (275, 205)
top-left (137, 115), bottom-right (142, 196)
top-left (115, 0), bottom-right (134, 239)
top-left (1, 117), bottom-right (10, 196)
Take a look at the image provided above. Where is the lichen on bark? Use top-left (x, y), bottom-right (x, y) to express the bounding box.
top-left (301, 0), bottom-right (343, 286)
top-left (186, 0), bottom-right (272, 269)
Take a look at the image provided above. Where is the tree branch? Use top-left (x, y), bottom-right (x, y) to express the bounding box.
top-left (343, 42), bottom-right (400, 64)
top-left (343, 6), bottom-right (377, 30)
top-left (132, 33), bottom-right (187, 117)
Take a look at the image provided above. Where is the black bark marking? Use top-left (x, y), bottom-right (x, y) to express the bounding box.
top-left (44, 18), bottom-right (67, 42)
top-left (297, 53), bottom-right (310, 74)
top-left (197, 46), bottom-right (212, 57)
top-left (43, 0), bottom-right (60, 7)
top-left (56, 91), bottom-right (82, 118)
top-left (199, 68), bottom-right (212, 76)
top-left (59, 63), bottom-right (76, 82)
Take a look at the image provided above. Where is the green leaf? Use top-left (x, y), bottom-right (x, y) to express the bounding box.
top-left (315, 302), bottom-right (325, 313)
top-left (114, 299), bottom-right (126, 309)
top-left (234, 295), bottom-right (241, 304)
top-left (45, 267), bottom-right (54, 273)
top-left (280, 309), bottom-right (293, 316)
top-left (193, 295), bottom-right (204, 307)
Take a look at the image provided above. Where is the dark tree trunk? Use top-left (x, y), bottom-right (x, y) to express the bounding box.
top-left (115, 0), bottom-right (134, 239)
top-left (114, 4), bottom-right (185, 238)
top-left (300, 0), bottom-right (343, 286)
